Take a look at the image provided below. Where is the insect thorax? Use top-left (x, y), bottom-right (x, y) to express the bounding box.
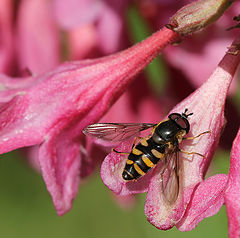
top-left (154, 119), bottom-right (187, 144)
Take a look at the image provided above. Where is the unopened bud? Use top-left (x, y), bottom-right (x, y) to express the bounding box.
top-left (166, 0), bottom-right (233, 35)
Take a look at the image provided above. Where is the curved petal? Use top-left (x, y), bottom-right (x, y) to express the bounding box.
top-left (68, 24), bottom-right (97, 60)
top-left (16, 0), bottom-right (60, 74)
top-left (225, 128), bottom-right (240, 238)
top-left (0, 27), bottom-right (177, 154)
top-left (39, 129), bottom-right (81, 216)
top-left (145, 36), bottom-right (240, 229)
top-left (0, 0), bottom-right (14, 74)
top-left (53, 0), bottom-right (102, 28)
top-left (177, 174), bottom-right (228, 231)
top-left (0, 27), bottom-right (178, 215)
top-left (0, 95), bottom-right (44, 154)
top-left (0, 74), bottom-right (36, 103)
top-left (97, 4), bottom-right (123, 54)
top-left (101, 141), bottom-right (154, 196)
top-left (0, 74), bottom-right (35, 89)
top-left (145, 162), bottom-right (186, 230)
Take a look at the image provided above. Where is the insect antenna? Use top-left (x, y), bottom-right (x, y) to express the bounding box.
top-left (182, 108), bottom-right (193, 118)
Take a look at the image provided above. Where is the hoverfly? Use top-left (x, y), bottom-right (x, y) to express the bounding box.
top-left (83, 109), bottom-right (210, 203)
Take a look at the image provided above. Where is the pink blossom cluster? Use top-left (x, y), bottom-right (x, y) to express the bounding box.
top-left (0, 0), bottom-right (240, 237)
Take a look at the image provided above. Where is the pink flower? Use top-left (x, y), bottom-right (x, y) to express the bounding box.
top-left (0, 0), bottom-right (14, 74)
top-left (67, 24), bottom-right (98, 60)
top-left (225, 128), bottom-right (240, 238)
top-left (0, 27), bottom-right (178, 215)
top-left (53, 0), bottom-right (130, 57)
top-left (101, 36), bottom-right (240, 230)
top-left (16, 0), bottom-right (60, 74)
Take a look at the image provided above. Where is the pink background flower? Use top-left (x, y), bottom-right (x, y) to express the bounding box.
top-left (225, 128), bottom-right (240, 238)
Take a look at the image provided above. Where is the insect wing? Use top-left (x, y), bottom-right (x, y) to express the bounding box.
top-left (161, 150), bottom-right (180, 204)
top-left (83, 123), bottom-right (156, 142)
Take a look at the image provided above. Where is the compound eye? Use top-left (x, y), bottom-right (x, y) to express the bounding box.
top-left (169, 113), bottom-right (180, 121)
top-left (152, 133), bottom-right (164, 144)
top-left (176, 117), bottom-right (188, 129)
top-left (169, 113), bottom-right (189, 131)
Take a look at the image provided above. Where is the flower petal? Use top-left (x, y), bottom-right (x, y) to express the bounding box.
top-left (177, 174), bottom-right (228, 231)
top-left (53, 0), bottom-right (102, 28)
top-left (39, 131), bottom-right (81, 215)
top-left (225, 128), bottom-right (240, 238)
top-left (101, 141), bottom-right (154, 196)
top-left (0, 74), bottom-right (38, 104)
top-left (0, 27), bottom-right (178, 155)
top-left (145, 36), bottom-right (240, 229)
top-left (16, 0), bottom-right (60, 74)
top-left (0, 0), bottom-right (14, 74)
top-left (145, 163), bottom-right (186, 230)
top-left (0, 95), bottom-right (44, 153)
top-left (68, 24), bottom-right (97, 60)
top-left (0, 27), bottom-right (178, 215)
top-left (97, 4), bottom-right (123, 54)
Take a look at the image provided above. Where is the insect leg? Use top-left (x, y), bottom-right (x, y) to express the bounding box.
top-left (111, 148), bottom-right (130, 155)
top-left (112, 136), bottom-right (142, 154)
top-left (112, 130), bottom-right (152, 155)
top-left (181, 131), bottom-right (211, 159)
top-left (179, 149), bottom-right (205, 159)
top-left (183, 130), bottom-right (211, 140)
top-left (131, 136), bottom-right (144, 149)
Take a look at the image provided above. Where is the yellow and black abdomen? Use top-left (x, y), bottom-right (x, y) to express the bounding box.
top-left (122, 138), bottom-right (167, 181)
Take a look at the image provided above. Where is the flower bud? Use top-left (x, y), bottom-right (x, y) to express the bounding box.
top-left (166, 0), bottom-right (233, 35)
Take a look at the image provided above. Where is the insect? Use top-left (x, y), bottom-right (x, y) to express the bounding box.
top-left (83, 109), bottom-right (210, 203)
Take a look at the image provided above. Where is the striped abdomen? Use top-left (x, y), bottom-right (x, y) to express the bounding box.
top-left (122, 138), bottom-right (167, 180)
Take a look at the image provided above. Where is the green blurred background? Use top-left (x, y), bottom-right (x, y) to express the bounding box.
top-left (0, 149), bottom-right (229, 238)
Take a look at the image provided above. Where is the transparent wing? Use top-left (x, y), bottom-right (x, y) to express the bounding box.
top-left (83, 123), bottom-right (156, 142)
top-left (161, 150), bottom-right (180, 204)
